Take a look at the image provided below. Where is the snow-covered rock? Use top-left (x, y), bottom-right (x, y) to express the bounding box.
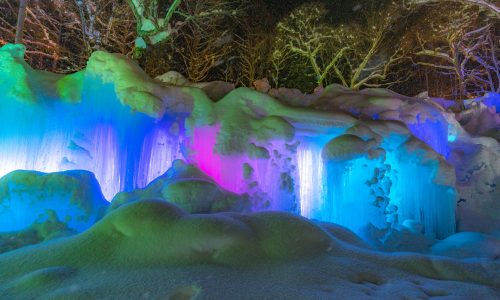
top-left (0, 170), bottom-right (108, 233)
top-left (431, 232), bottom-right (500, 259)
top-left (111, 160), bottom-right (250, 213)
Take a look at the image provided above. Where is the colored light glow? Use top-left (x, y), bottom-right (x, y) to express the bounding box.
top-left (189, 125), bottom-right (244, 194)
top-left (386, 151), bottom-right (456, 239)
top-left (0, 78), bottom-right (183, 200)
top-left (297, 131), bottom-right (456, 238)
top-left (407, 116), bottom-right (450, 157)
top-left (137, 124), bottom-right (184, 188)
top-left (297, 142), bottom-right (325, 219)
top-left (189, 125), bottom-right (299, 211)
top-left (447, 124), bottom-right (457, 142)
top-left (0, 63), bottom-right (458, 238)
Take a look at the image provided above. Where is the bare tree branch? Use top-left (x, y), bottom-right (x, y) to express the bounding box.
top-left (408, 0), bottom-right (500, 16)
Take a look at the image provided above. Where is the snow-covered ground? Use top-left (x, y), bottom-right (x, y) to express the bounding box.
top-left (0, 200), bottom-right (498, 299)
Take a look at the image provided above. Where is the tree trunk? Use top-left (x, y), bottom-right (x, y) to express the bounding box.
top-left (15, 0), bottom-right (28, 44)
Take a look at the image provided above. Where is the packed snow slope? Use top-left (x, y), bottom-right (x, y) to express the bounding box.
top-left (0, 199), bottom-right (499, 299)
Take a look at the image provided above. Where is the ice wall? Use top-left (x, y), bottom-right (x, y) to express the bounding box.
top-left (297, 141), bottom-right (326, 219)
top-left (0, 80), bottom-right (184, 199)
top-left (389, 139), bottom-right (457, 239)
top-left (188, 125), bottom-right (299, 212)
top-left (300, 127), bottom-right (456, 238)
top-left (0, 44), bottom-right (462, 239)
top-left (0, 45), bottom-right (183, 199)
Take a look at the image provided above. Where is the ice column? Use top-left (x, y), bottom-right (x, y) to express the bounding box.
top-left (297, 141), bottom-right (326, 219)
top-left (388, 141), bottom-right (456, 239)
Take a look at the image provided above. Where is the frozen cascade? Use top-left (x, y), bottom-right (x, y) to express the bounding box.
top-left (137, 120), bottom-right (185, 188)
top-left (189, 126), bottom-right (298, 211)
top-left (0, 77), bottom-right (183, 200)
top-left (0, 79), bottom-right (457, 237)
top-left (297, 141), bottom-right (326, 219)
top-left (0, 44), bottom-right (459, 238)
top-left (300, 132), bottom-right (456, 238)
top-left (388, 145), bottom-right (457, 239)
top-left (324, 157), bottom-right (390, 232)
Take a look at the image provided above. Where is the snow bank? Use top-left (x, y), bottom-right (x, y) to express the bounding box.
top-left (431, 232), bottom-right (500, 259)
top-left (0, 170), bottom-right (107, 232)
top-left (0, 200), bottom-right (498, 299)
top-left (111, 159), bottom-right (250, 213)
top-left (0, 200), bottom-right (334, 271)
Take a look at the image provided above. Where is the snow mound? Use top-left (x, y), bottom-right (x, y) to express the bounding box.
top-left (432, 232), bottom-right (500, 259)
top-left (0, 44), bottom-right (34, 102)
top-left (0, 200), bottom-right (333, 273)
top-left (86, 51), bottom-right (164, 117)
top-left (111, 160), bottom-right (250, 213)
top-left (453, 139), bottom-right (500, 233)
top-left (457, 103), bottom-right (500, 139)
top-left (0, 210), bottom-right (74, 254)
top-left (322, 134), bottom-right (371, 161)
top-left (0, 170), bottom-right (108, 233)
top-left (0, 44), bottom-right (82, 104)
top-left (0, 200), bottom-right (498, 299)
top-left (155, 70), bottom-right (235, 101)
top-left (89, 200), bottom-right (333, 264)
top-left (319, 222), bottom-right (371, 249)
top-left (313, 84), bottom-right (445, 125)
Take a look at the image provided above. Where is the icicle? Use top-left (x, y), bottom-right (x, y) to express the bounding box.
top-left (297, 141), bottom-right (326, 219)
top-left (388, 140), bottom-right (456, 239)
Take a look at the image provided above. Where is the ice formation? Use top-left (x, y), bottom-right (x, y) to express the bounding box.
top-left (0, 45), bottom-right (185, 199)
top-left (1, 44), bottom-right (498, 240)
top-left (111, 159), bottom-right (250, 213)
top-left (0, 170), bottom-right (107, 232)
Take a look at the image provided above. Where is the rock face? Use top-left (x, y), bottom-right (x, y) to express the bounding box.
top-left (0, 170), bottom-right (108, 233)
top-left (111, 160), bottom-right (250, 213)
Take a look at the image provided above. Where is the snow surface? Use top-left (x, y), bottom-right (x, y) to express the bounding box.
top-left (0, 200), bottom-right (498, 299)
top-left (111, 159), bottom-right (250, 213)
